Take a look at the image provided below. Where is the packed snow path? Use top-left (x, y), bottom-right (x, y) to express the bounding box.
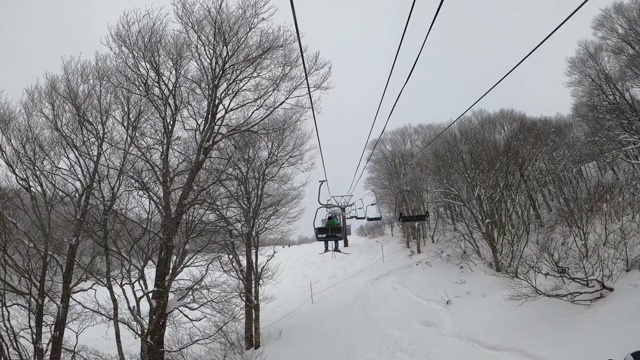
top-left (260, 236), bottom-right (640, 360)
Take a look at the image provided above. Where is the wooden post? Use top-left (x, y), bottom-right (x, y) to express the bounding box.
top-left (310, 281), bottom-right (314, 304)
top-left (382, 243), bottom-right (385, 262)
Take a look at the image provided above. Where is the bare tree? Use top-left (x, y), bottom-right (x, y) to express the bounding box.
top-left (212, 109), bottom-right (314, 350)
top-left (428, 110), bottom-right (529, 272)
top-left (510, 167), bottom-right (624, 304)
top-left (99, 0), bottom-right (329, 358)
top-left (355, 222), bottom-right (385, 238)
top-left (364, 126), bottom-right (412, 240)
top-left (365, 124), bottom-right (442, 251)
top-left (566, 0), bottom-right (640, 164)
top-left (2, 0), bottom-right (330, 357)
top-left (0, 56), bottom-right (112, 359)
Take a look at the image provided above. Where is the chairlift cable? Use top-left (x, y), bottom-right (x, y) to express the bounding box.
top-left (348, 0), bottom-right (445, 197)
top-left (289, 0), bottom-right (333, 197)
top-left (346, 0), bottom-right (418, 196)
top-left (405, 0), bottom-right (591, 166)
top-left (351, 0), bottom-right (591, 201)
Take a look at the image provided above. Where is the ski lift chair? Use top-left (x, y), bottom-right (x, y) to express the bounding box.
top-left (353, 199), bottom-right (366, 220)
top-left (313, 206), bottom-right (343, 241)
top-left (346, 206), bottom-right (357, 220)
top-left (398, 211), bottom-right (429, 223)
top-left (365, 191), bottom-right (383, 221)
top-left (366, 203), bottom-right (382, 222)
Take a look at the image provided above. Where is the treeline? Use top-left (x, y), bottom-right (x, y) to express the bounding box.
top-left (364, 0), bottom-right (640, 304)
top-left (0, 0), bottom-right (329, 359)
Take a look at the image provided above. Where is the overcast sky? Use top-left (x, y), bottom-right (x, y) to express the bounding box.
top-left (0, 0), bottom-right (616, 239)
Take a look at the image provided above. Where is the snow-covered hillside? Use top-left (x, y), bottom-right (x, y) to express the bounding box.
top-left (258, 235), bottom-right (640, 360)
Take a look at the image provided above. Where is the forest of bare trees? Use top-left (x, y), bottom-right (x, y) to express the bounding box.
top-left (1, 0), bottom-right (639, 358)
top-left (363, 0), bottom-right (640, 305)
top-left (0, 0), bottom-right (329, 358)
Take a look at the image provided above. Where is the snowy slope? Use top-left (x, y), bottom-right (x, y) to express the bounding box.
top-left (259, 235), bottom-right (640, 360)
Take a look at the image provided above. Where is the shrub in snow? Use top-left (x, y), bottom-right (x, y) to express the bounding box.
top-left (509, 173), bottom-right (639, 305)
top-left (356, 222), bottom-right (386, 238)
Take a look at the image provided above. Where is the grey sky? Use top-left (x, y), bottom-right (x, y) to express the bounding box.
top-left (0, 0), bottom-right (615, 238)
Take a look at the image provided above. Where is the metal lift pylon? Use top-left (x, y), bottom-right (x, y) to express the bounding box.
top-left (331, 194), bottom-right (353, 247)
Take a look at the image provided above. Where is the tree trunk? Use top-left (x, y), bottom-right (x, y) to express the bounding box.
top-left (107, 282), bottom-right (126, 360)
top-left (49, 241), bottom-right (80, 360)
top-left (519, 166), bottom-right (543, 224)
top-left (405, 232), bottom-right (410, 248)
top-left (253, 267), bottom-right (261, 350)
top-left (404, 224), bottom-right (410, 248)
top-left (104, 252), bottom-right (126, 360)
top-left (252, 234), bottom-right (262, 350)
top-left (541, 187), bottom-right (553, 213)
top-left (140, 335), bottom-right (149, 360)
top-left (34, 250), bottom-right (49, 360)
top-left (487, 239), bottom-right (502, 273)
top-left (430, 208), bottom-right (440, 244)
top-left (49, 141), bottom-right (101, 360)
top-left (244, 236), bottom-right (254, 350)
top-left (147, 232), bottom-right (175, 360)
top-left (99, 207), bottom-right (127, 360)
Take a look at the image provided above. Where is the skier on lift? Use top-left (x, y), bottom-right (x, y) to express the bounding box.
top-left (324, 215), bottom-right (341, 253)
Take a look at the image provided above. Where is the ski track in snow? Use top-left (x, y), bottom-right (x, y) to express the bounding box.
top-left (354, 260), bottom-right (547, 360)
top-left (394, 282), bottom-right (548, 360)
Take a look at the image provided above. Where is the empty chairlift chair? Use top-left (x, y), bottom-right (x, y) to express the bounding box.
top-left (346, 206), bottom-right (358, 220)
top-left (398, 210), bottom-right (429, 223)
top-left (354, 199), bottom-right (367, 220)
top-left (366, 203), bottom-right (382, 222)
top-left (365, 191), bottom-right (383, 221)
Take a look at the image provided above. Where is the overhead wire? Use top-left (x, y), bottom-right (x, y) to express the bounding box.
top-left (289, 0), bottom-right (333, 197)
top-left (350, 0), bottom-right (590, 196)
top-left (347, 0), bottom-right (445, 197)
top-left (353, 190), bottom-right (373, 205)
top-left (405, 0), bottom-right (591, 166)
top-left (346, 0), bottom-right (418, 196)
top-left (345, 189), bottom-right (373, 213)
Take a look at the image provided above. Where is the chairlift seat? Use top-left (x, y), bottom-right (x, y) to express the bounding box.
top-left (398, 212), bottom-right (429, 223)
top-left (314, 226), bottom-right (344, 241)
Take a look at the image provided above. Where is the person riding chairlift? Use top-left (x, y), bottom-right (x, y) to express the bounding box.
top-left (324, 215), bottom-right (341, 253)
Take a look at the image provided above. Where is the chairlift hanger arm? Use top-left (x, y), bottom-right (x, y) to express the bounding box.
top-left (317, 180), bottom-right (331, 206)
top-left (370, 190), bottom-right (379, 205)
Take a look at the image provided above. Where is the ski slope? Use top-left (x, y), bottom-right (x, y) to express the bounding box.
top-left (259, 235), bottom-right (640, 360)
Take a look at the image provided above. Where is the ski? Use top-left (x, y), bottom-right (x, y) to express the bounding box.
top-left (319, 250), bottom-right (349, 255)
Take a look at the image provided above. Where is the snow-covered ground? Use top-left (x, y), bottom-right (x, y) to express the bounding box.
top-left (259, 235), bottom-right (640, 360)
